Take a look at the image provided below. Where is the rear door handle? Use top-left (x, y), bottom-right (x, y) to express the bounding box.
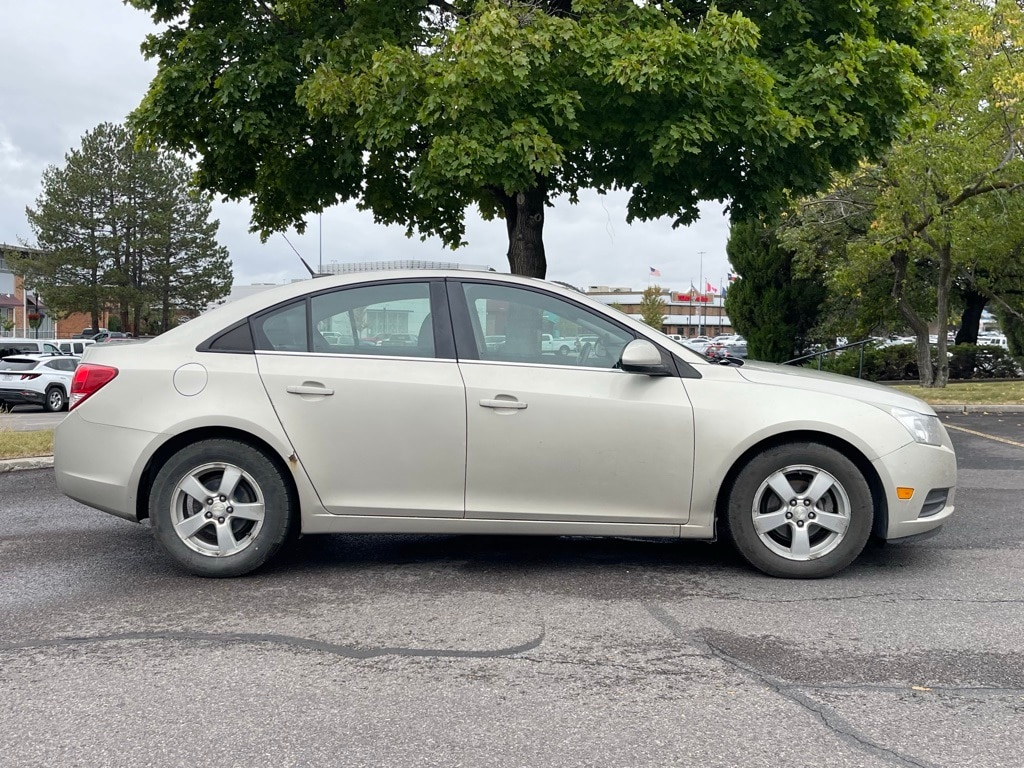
top-left (479, 399), bottom-right (527, 410)
top-left (287, 385), bottom-right (335, 396)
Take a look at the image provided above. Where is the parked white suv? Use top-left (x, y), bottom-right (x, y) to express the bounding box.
top-left (0, 354), bottom-right (80, 411)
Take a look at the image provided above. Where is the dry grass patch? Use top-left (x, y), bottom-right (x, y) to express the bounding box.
top-left (0, 429), bottom-right (54, 460)
top-left (891, 380), bottom-right (1024, 406)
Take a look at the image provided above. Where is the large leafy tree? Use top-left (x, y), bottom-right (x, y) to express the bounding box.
top-left (17, 123), bottom-right (231, 335)
top-left (129, 0), bottom-right (952, 278)
top-left (782, 0), bottom-right (1024, 387)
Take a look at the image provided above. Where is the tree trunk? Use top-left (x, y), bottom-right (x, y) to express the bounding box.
top-left (933, 241), bottom-right (953, 388)
top-left (496, 179), bottom-right (548, 278)
top-left (955, 288), bottom-right (987, 345)
top-left (891, 247), bottom-right (934, 386)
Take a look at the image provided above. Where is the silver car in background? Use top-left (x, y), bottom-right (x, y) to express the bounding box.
top-left (55, 270), bottom-right (956, 578)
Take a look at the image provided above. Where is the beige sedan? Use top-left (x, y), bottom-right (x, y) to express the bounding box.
top-left (54, 270), bottom-right (956, 578)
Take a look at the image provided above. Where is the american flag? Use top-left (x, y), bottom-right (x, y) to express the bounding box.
top-left (649, 267), bottom-right (661, 277)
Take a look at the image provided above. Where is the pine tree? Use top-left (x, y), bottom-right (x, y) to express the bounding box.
top-left (17, 123), bottom-right (231, 334)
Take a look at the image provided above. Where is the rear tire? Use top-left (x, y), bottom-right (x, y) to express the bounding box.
top-left (44, 387), bottom-right (66, 413)
top-left (149, 439), bottom-right (296, 577)
top-left (723, 442), bottom-right (873, 578)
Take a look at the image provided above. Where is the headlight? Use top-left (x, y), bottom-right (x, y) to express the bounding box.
top-left (891, 407), bottom-right (944, 446)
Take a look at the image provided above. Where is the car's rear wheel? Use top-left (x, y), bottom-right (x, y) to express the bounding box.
top-left (44, 387), bottom-right (66, 412)
top-left (724, 443), bottom-right (873, 578)
top-left (149, 439), bottom-right (296, 577)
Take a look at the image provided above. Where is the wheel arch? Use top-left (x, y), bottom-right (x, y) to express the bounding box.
top-left (713, 429), bottom-right (889, 540)
top-left (135, 427), bottom-right (300, 523)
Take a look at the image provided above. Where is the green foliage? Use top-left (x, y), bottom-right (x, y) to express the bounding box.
top-left (820, 344), bottom-right (920, 381)
top-left (821, 342), bottom-right (1021, 381)
top-left (724, 217), bottom-right (826, 362)
top-left (947, 344), bottom-right (1022, 379)
top-left (638, 285), bottom-right (665, 329)
top-left (1002, 314), bottom-right (1024, 357)
top-left (782, 0), bottom-right (1024, 387)
top-left (107, 316), bottom-right (122, 333)
top-left (17, 123), bottom-right (232, 334)
top-left (128, 0), bottom-right (953, 276)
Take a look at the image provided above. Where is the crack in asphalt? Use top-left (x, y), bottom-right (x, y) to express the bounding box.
top-left (0, 628), bottom-right (545, 660)
top-left (792, 681), bottom-right (1024, 696)
top-left (688, 593), bottom-right (1024, 605)
top-left (643, 602), bottom-right (940, 768)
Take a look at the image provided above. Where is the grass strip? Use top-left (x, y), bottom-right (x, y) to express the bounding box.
top-left (891, 380), bottom-right (1024, 405)
top-left (0, 429), bottom-right (54, 460)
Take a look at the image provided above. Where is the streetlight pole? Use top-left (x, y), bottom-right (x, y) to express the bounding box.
top-left (697, 251), bottom-right (705, 336)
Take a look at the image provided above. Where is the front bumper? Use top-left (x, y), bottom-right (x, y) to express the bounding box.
top-left (872, 439), bottom-right (957, 540)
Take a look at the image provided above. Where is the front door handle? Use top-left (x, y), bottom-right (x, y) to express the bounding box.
top-left (287, 384), bottom-right (335, 396)
top-left (479, 398), bottom-right (527, 410)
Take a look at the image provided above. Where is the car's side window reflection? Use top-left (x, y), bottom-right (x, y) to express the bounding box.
top-left (254, 302), bottom-right (308, 352)
top-left (311, 282), bottom-right (434, 357)
top-left (460, 283), bottom-right (633, 369)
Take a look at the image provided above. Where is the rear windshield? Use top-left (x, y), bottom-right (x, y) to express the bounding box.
top-left (0, 359), bottom-right (38, 370)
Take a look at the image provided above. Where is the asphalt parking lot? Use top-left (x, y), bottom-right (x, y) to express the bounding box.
top-left (0, 413), bottom-right (1021, 768)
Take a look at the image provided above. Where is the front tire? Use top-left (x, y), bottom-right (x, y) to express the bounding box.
top-left (723, 443), bottom-right (873, 578)
top-left (149, 439), bottom-right (296, 577)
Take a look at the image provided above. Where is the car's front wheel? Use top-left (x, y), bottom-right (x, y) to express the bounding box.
top-left (149, 439), bottom-right (296, 577)
top-left (724, 443), bottom-right (873, 578)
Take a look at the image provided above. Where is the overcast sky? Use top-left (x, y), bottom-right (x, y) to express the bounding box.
top-left (1, 1), bottom-right (734, 292)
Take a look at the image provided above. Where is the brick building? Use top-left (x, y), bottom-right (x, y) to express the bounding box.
top-left (0, 243), bottom-right (109, 339)
top-left (584, 285), bottom-right (734, 337)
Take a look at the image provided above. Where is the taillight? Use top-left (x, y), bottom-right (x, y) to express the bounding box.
top-left (69, 364), bottom-right (119, 410)
top-left (19, 373), bottom-right (41, 380)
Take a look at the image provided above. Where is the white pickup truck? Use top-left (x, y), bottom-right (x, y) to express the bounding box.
top-left (541, 334), bottom-right (575, 356)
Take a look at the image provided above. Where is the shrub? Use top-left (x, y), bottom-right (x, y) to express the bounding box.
top-left (819, 344), bottom-right (919, 381)
top-left (816, 342), bottom-right (1021, 381)
top-left (948, 344), bottom-right (1023, 379)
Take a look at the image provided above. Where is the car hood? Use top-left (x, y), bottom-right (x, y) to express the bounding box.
top-left (735, 360), bottom-right (936, 415)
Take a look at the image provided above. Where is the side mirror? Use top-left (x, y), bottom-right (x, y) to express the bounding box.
top-left (619, 339), bottom-right (672, 376)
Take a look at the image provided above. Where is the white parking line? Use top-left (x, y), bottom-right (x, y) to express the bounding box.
top-left (945, 423), bottom-right (1024, 449)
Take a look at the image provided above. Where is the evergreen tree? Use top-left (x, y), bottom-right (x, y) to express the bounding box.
top-left (725, 217), bottom-right (826, 363)
top-left (17, 123), bottom-right (231, 334)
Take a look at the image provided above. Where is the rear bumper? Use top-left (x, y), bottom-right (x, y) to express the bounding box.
top-left (0, 389), bottom-right (45, 406)
top-left (54, 410), bottom-right (160, 522)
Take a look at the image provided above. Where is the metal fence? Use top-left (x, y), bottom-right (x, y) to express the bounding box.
top-left (784, 339), bottom-right (874, 378)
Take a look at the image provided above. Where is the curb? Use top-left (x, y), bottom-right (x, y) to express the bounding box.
top-left (932, 404), bottom-right (1024, 414)
top-left (0, 456), bottom-right (54, 473)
